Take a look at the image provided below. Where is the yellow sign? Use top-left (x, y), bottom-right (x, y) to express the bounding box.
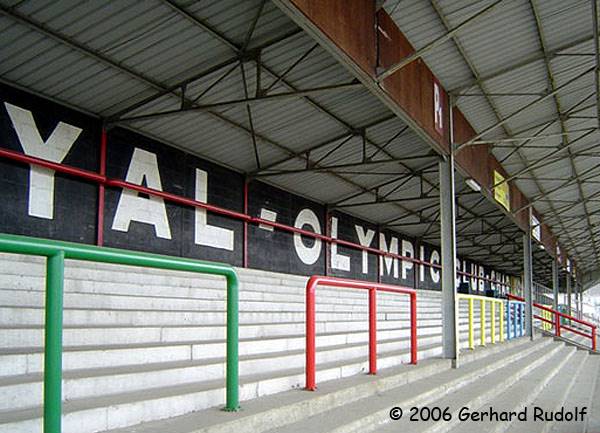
top-left (493, 170), bottom-right (510, 211)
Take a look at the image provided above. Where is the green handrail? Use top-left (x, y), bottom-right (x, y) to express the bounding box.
top-left (0, 233), bottom-right (240, 433)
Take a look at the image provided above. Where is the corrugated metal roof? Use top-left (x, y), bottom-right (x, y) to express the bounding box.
top-left (0, 0), bottom-right (585, 278)
top-left (387, 0), bottom-right (600, 274)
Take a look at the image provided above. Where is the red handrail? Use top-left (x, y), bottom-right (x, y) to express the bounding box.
top-left (0, 147), bottom-right (514, 290)
top-left (507, 294), bottom-right (597, 351)
top-left (305, 275), bottom-right (417, 391)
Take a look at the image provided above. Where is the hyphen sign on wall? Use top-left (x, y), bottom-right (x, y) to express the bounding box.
top-left (0, 83), bottom-right (514, 293)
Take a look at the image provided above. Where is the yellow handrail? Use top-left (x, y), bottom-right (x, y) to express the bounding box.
top-left (458, 294), bottom-right (505, 350)
top-left (540, 304), bottom-right (553, 331)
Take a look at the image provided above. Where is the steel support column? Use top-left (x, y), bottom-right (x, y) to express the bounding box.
top-left (580, 284), bottom-right (584, 319)
top-left (576, 282), bottom-right (581, 319)
top-left (552, 257), bottom-right (559, 311)
top-left (523, 232), bottom-right (534, 340)
top-left (440, 152), bottom-right (459, 366)
top-left (567, 272), bottom-right (572, 317)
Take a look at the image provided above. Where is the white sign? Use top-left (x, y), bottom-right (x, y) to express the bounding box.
top-left (433, 80), bottom-right (444, 135)
top-left (531, 213), bottom-right (540, 242)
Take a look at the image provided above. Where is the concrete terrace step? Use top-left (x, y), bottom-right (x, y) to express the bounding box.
top-left (0, 327), bottom-right (492, 383)
top-left (0, 306), bottom-right (448, 327)
top-left (0, 255), bottom-right (385, 290)
top-left (1, 324), bottom-right (500, 408)
top-left (0, 276), bottom-right (441, 306)
top-left (0, 287), bottom-right (444, 312)
top-left (94, 338), bottom-right (535, 433)
top-left (0, 254), bottom-right (439, 293)
top-left (375, 341), bottom-right (573, 433)
top-left (0, 321), bottom-right (444, 355)
top-left (0, 317), bottom-right (430, 348)
top-left (0, 290), bottom-right (447, 316)
top-left (0, 303), bottom-right (490, 328)
top-left (545, 353), bottom-right (600, 433)
top-left (0, 312), bottom-right (491, 352)
top-left (0, 331), bottom-right (514, 432)
top-left (0, 339), bottom-right (449, 433)
top-left (0, 281), bottom-right (444, 313)
top-left (265, 337), bottom-right (554, 433)
top-left (0, 331), bottom-right (445, 410)
top-left (0, 255), bottom-right (477, 310)
top-left (503, 350), bottom-right (589, 433)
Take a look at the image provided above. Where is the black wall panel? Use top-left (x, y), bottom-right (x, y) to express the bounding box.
top-left (328, 211), bottom-right (378, 282)
top-left (0, 84), bottom-right (99, 244)
top-left (248, 181), bottom-right (325, 276)
top-left (417, 242), bottom-right (442, 291)
top-left (0, 83), bottom-right (515, 289)
top-left (378, 228), bottom-right (416, 287)
top-left (103, 127), bottom-right (244, 265)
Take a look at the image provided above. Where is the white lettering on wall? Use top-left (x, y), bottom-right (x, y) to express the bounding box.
top-left (258, 208), bottom-right (277, 231)
top-left (112, 148), bottom-right (172, 239)
top-left (478, 266), bottom-right (486, 292)
top-left (430, 249), bottom-right (440, 283)
top-left (355, 225), bottom-right (375, 274)
top-left (330, 217), bottom-right (350, 271)
top-left (194, 169), bottom-right (234, 250)
top-left (294, 208), bottom-right (322, 265)
top-left (379, 233), bottom-right (399, 278)
top-left (5, 102), bottom-right (82, 219)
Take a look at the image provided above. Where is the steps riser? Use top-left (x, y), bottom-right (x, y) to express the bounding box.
top-left (0, 257), bottom-right (443, 298)
top-left (338, 339), bottom-right (560, 433)
top-left (0, 315), bottom-right (496, 350)
top-left (425, 346), bottom-right (575, 433)
top-left (0, 339), bottom-right (540, 433)
top-left (0, 336), bottom-right (446, 411)
top-left (0, 289), bottom-right (446, 312)
top-left (0, 346), bottom-right (446, 433)
top-left (0, 307), bottom-right (457, 326)
top-left (0, 325), bottom-right (492, 377)
top-left (0, 315), bottom-right (498, 350)
top-left (0, 307), bottom-right (490, 328)
top-left (0, 298), bottom-right (445, 317)
top-left (0, 273), bottom-right (443, 305)
top-left (480, 352), bottom-right (582, 433)
top-left (0, 330), bottom-right (454, 376)
top-left (0, 283), bottom-right (444, 313)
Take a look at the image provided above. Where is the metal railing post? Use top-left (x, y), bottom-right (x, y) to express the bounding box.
top-left (369, 288), bottom-right (377, 374)
top-left (304, 276), bottom-right (417, 390)
top-left (468, 298), bottom-right (474, 349)
top-left (44, 251), bottom-right (65, 433)
top-left (306, 280), bottom-right (317, 391)
top-left (513, 303), bottom-right (521, 338)
top-left (507, 302), bottom-right (512, 339)
top-left (480, 299), bottom-right (486, 346)
top-left (518, 303), bottom-right (522, 335)
top-left (491, 302), bottom-right (496, 344)
top-left (500, 301), bottom-right (504, 342)
top-left (410, 292), bottom-right (417, 364)
top-left (225, 273), bottom-right (239, 411)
